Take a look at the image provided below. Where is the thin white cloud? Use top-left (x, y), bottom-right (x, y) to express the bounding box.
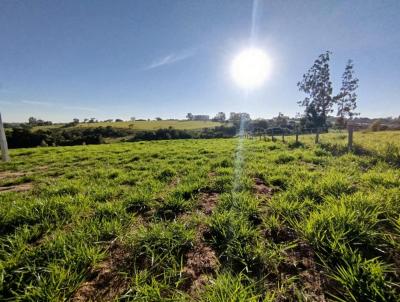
top-left (62, 105), bottom-right (97, 112)
top-left (21, 100), bottom-right (54, 107)
top-left (0, 100), bottom-right (12, 105)
top-left (145, 49), bottom-right (196, 70)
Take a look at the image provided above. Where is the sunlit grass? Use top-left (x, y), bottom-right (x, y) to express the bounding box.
top-left (1, 132), bottom-right (399, 300)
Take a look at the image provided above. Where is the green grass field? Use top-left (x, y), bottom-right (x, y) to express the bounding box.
top-left (33, 120), bottom-right (224, 131)
top-left (1, 131), bottom-right (399, 301)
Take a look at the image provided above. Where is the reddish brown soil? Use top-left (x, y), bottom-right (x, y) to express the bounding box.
top-left (181, 191), bottom-right (220, 296)
top-left (71, 241), bottom-right (130, 302)
top-left (253, 177), bottom-right (274, 198)
top-left (254, 177), bottom-right (326, 300)
top-left (267, 226), bottom-right (297, 244)
top-left (0, 171), bottom-right (26, 179)
top-left (197, 192), bottom-right (219, 215)
top-left (280, 241), bottom-right (326, 301)
top-left (0, 183), bottom-right (32, 193)
top-left (182, 235), bottom-right (219, 296)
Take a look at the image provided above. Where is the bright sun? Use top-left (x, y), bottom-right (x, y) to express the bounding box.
top-left (231, 47), bottom-right (271, 90)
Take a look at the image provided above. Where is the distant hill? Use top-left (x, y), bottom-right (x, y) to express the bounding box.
top-left (33, 120), bottom-right (224, 131)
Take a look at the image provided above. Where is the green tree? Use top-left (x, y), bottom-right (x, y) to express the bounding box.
top-left (297, 51), bottom-right (335, 128)
top-left (336, 60), bottom-right (359, 120)
top-left (28, 117), bottom-right (37, 125)
top-left (212, 112), bottom-right (226, 122)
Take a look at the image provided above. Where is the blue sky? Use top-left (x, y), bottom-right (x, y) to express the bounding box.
top-left (1, 0), bottom-right (399, 122)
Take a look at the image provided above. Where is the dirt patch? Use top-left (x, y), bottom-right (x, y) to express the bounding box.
top-left (267, 226), bottom-right (297, 244)
top-left (71, 241), bottom-right (131, 302)
top-left (256, 175), bottom-right (326, 300)
top-left (197, 192), bottom-right (219, 215)
top-left (0, 171), bottom-right (26, 180)
top-left (182, 226), bottom-right (219, 297)
top-left (182, 246), bottom-right (218, 296)
top-left (181, 191), bottom-right (219, 296)
top-left (0, 183), bottom-right (32, 193)
top-left (279, 241), bottom-right (326, 301)
top-left (253, 177), bottom-right (274, 199)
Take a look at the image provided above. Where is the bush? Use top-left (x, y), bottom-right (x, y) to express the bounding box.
top-left (7, 124), bottom-right (238, 148)
top-left (6, 126), bottom-right (128, 148)
top-left (7, 128), bottom-right (48, 148)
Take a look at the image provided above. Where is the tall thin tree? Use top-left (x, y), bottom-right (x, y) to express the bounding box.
top-left (297, 51), bottom-right (335, 128)
top-left (337, 60), bottom-right (359, 120)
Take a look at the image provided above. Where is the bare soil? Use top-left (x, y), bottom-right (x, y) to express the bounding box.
top-left (253, 177), bottom-right (274, 198)
top-left (0, 171), bottom-right (26, 179)
top-left (71, 241), bottom-right (130, 302)
top-left (182, 191), bottom-right (220, 296)
top-left (0, 183), bottom-right (32, 193)
top-left (197, 192), bottom-right (219, 215)
top-left (254, 177), bottom-right (326, 300)
top-left (280, 242), bottom-right (326, 302)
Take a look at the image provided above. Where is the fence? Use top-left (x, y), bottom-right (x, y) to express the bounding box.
top-left (248, 125), bottom-right (355, 151)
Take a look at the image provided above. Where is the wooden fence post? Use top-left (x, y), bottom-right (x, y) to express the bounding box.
top-left (348, 124), bottom-right (354, 151)
top-left (282, 130), bottom-right (285, 142)
top-left (0, 113), bottom-right (10, 162)
top-left (271, 129), bottom-right (274, 141)
top-left (295, 128), bottom-right (299, 144)
top-left (315, 128), bottom-right (319, 144)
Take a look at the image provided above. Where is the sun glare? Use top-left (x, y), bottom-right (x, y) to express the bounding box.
top-left (231, 47), bottom-right (271, 90)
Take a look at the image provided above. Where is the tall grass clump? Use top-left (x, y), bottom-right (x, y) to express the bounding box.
top-left (207, 210), bottom-right (264, 273)
top-left (301, 193), bottom-right (383, 257)
top-left (128, 221), bottom-right (195, 271)
top-left (198, 272), bottom-right (273, 302)
top-left (327, 252), bottom-right (398, 302)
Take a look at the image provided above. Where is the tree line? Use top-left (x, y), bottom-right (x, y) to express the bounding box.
top-left (5, 125), bottom-right (238, 148)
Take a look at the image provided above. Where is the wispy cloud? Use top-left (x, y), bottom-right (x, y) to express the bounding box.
top-left (145, 49), bottom-right (196, 70)
top-left (21, 100), bottom-right (54, 107)
top-left (62, 105), bottom-right (97, 112)
top-left (0, 100), bottom-right (13, 105)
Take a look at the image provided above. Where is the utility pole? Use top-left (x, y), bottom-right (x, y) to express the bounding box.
top-left (0, 113), bottom-right (10, 162)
